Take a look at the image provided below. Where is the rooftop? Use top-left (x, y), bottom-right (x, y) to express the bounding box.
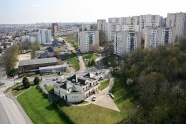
top-left (19, 57), bottom-right (58, 66)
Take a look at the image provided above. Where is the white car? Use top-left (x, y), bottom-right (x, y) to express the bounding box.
top-left (109, 93), bottom-right (115, 98)
top-left (92, 96), bottom-right (96, 101)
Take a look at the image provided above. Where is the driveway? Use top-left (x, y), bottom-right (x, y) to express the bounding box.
top-left (85, 78), bottom-right (120, 112)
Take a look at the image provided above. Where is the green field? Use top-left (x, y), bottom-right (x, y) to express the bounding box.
top-left (98, 79), bottom-right (110, 91)
top-left (18, 86), bottom-right (69, 124)
top-left (64, 53), bottom-right (79, 71)
top-left (82, 53), bottom-right (98, 67)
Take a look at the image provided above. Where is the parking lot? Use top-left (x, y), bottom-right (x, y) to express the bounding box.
top-left (85, 78), bottom-right (120, 111)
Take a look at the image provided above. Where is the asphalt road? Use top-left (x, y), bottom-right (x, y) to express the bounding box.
top-left (0, 89), bottom-right (26, 124)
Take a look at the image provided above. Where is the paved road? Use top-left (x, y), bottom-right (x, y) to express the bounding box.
top-left (0, 89), bottom-right (26, 124)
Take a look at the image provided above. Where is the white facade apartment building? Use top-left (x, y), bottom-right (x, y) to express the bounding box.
top-left (97, 19), bottom-right (107, 41)
top-left (116, 25), bottom-right (139, 32)
top-left (120, 16), bottom-right (139, 25)
top-left (144, 27), bottom-right (176, 48)
top-left (78, 31), bottom-right (99, 53)
top-left (166, 12), bottom-right (186, 40)
top-left (139, 14), bottom-right (162, 32)
top-left (114, 31), bottom-right (141, 56)
top-left (41, 29), bottom-right (52, 44)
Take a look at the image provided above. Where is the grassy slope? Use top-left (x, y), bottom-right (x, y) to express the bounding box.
top-left (58, 78), bottom-right (137, 124)
top-left (82, 53), bottom-right (98, 67)
top-left (58, 101), bottom-right (122, 124)
top-left (64, 53), bottom-right (79, 71)
top-left (18, 86), bottom-right (68, 124)
top-left (111, 78), bottom-right (138, 118)
top-left (98, 79), bottom-right (110, 91)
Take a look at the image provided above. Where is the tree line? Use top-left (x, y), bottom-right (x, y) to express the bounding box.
top-left (113, 37), bottom-right (186, 124)
top-left (1, 45), bottom-right (19, 76)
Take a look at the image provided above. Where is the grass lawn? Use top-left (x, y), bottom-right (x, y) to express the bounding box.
top-left (58, 101), bottom-right (123, 124)
top-left (98, 79), bottom-right (110, 91)
top-left (64, 53), bottom-right (79, 71)
top-left (83, 53), bottom-right (98, 67)
top-left (18, 86), bottom-right (69, 124)
top-left (45, 85), bottom-right (54, 92)
top-left (57, 77), bottom-right (137, 124)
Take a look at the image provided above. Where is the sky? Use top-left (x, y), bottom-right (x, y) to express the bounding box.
top-left (0, 0), bottom-right (185, 24)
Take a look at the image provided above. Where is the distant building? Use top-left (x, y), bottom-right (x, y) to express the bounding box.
top-left (78, 31), bottom-right (99, 53)
top-left (41, 29), bottom-right (52, 44)
top-left (114, 31), bottom-right (142, 56)
top-left (139, 14), bottom-right (162, 32)
top-left (166, 12), bottom-right (186, 40)
top-left (116, 25), bottom-right (139, 32)
top-left (52, 23), bottom-right (58, 36)
top-left (97, 19), bottom-right (107, 41)
top-left (120, 16), bottom-right (139, 25)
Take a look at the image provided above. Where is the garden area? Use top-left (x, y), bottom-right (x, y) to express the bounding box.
top-left (98, 79), bottom-right (110, 91)
top-left (82, 53), bottom-right (98, 67)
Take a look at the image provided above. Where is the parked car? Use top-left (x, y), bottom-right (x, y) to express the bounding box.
top-left (44, 84), bottom-right (47, 87)
top-left (67, 62), bottom-right (70, 64)
top-left (92, 96), bottom-right (96, 101)
top-left (109, 93), bottom-right (115, 98)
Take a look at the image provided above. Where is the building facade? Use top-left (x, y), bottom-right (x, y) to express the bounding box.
top-left (144, 27), bottom-right (176, 48)
top-left (41, 29), bottom-right (52, 44)
top-left (78, 31), bottom-right (99, 53)
top-left (166, 12), bottom-right (186, 40)
top-left (114, 31), bottom-right (141, 56)
top-left (139, 14), bottom-right (162, 32)
top-left (116, 25), bottom-right (139, 32)
top-left (120, 16), bottom-right (139, 25)
top-left (52, 23), bottom-right (58, 36)
top-left (54, 74), bottom-right (99, 103)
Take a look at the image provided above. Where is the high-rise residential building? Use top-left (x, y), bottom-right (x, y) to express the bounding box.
top-left (108, 17), bottom-right (121, 24)
top-left (81, 24), bottom-right (92, 31)
top-left (97, 19), bottom-right (107, 41)
top-left (114, 31), bottom-right (141, 56)
top-left (166, 12), bottom-right (186, 40)
top-left (139, 14), bottom-right (162, 32)
top-left (78, 31), bottom-right (99, 53)
top-left (120, 16), bottom-right (139, 25)
top-left (116, 25), bottom-right (139, 32)
top-left (144, 27), bottom-right (176, 48)
top-left (107, 23), bottom-right (117, 41)
top-left (52, 23), bottom-right (58, 36)
top-left (41, 29), bottom-right (52, 44)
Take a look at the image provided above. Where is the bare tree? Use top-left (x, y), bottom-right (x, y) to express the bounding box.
top-left (89, 44), bottom-right (99, 53)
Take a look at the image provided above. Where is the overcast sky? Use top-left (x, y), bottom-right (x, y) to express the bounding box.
top-left (0, 0), bottom-right (185, 24)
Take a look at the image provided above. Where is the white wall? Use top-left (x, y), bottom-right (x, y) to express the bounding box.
top-left (67, 94), bottom-right (83, 102)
